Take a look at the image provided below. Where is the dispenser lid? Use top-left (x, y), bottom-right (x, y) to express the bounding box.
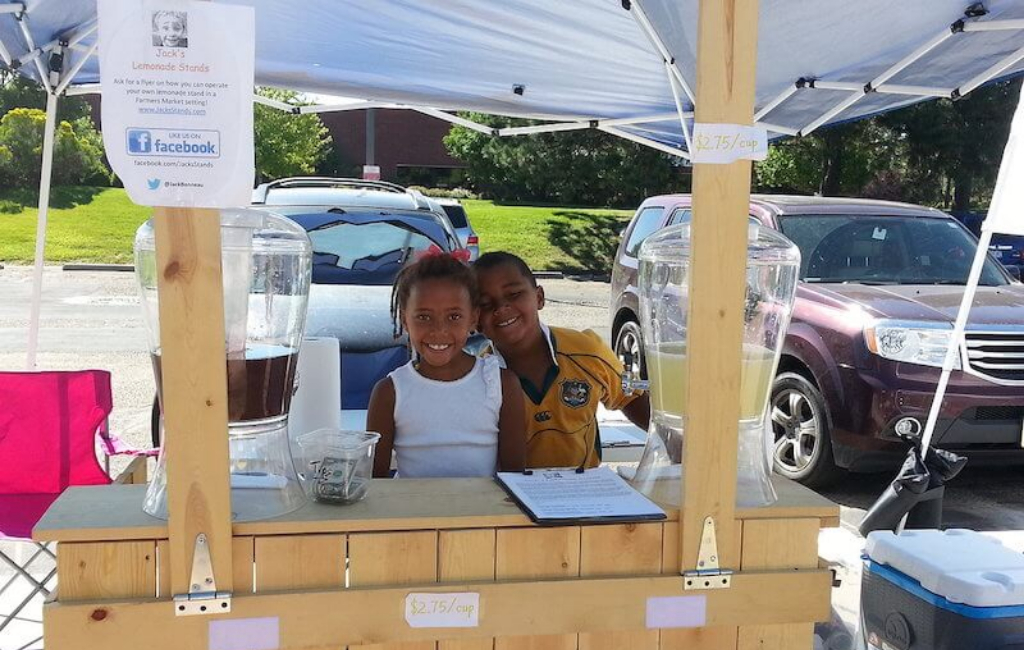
top-left (866, 529), bottom-right (1024, 607)
top-left (638, 222), bottom-right (799, 266)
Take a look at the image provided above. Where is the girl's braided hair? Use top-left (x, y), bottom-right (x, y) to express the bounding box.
top-left (390, 252), bottom-right (478, 338)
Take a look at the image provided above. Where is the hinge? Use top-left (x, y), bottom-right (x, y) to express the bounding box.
top-left (683, 517), bottom-right (733, 590)
top-left (173, 533), bottom-right (232, 616)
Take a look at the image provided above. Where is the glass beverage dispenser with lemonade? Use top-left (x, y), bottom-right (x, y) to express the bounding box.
top-left (135, 208), bottom-right (313, 521)
top-left (630, 220), bottom-right (800, 507)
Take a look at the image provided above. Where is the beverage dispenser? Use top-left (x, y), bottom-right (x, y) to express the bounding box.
top-left (135, 208), bottom-right (313, 521)
top-left (630, 221), bottom-right (799, 507)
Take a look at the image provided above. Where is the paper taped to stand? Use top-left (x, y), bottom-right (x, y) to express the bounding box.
top-left (496, 466), bottom-right (666, 524)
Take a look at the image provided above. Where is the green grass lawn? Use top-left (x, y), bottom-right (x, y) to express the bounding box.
top-left (0, 187), bottom-right (152, 264)
top-left (461, 199), bottom-right (633, 272)
top-left (0, 188), bottom-right (633, 272)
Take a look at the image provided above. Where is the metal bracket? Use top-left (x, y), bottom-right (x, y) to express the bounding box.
top-left (173, 533), bottom-right (232, 616)
top-left (683, 517), bottom-right (733, 590)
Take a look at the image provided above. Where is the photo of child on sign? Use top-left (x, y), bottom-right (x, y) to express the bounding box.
top-left (152, 10), bottom-right (188, 48)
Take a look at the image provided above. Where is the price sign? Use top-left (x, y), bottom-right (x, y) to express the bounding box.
top-left (690, 123), bottom-right (768, 164)
top-left (404, 592), bottom-right (480, 628)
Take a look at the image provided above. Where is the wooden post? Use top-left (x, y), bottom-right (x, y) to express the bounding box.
top-left (153, 208), bottom-right (234, 595)
top-left (681, 0), bottom-right (760, 572)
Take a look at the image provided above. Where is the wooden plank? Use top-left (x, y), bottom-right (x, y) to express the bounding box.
top-left (157, 536), bottom-right (254, 598)
top-left (579, 523), bottom-right (662, 650)
top-left (56, 541), bottom-right (156, 601)
top-left (740, 520), bottom-right (820, 571)
top-left (495, 527), bottom-right (580, 650)
top-left (34, 478), bottom-right (837, 544)
top-left (736, 520), bottom-right (821, 649)
top-left (681, 0), bottom-right (761, 572)
top-left (737, 623), bottom-right (814, 650)
top-left (661, 522), bottom-right (739, 649)
top-left (439, 529), bottom-right (496, 650)
top-left (112, 456), bottom-right (149, 485)
top-left (350, 531), bottom-right (439, 650)
top-left (254, 534), bottom-right (344, 592)
top-left (153, 208), bottom-right (233, 595)
top-left (43, 570), bottom-right (833, 650)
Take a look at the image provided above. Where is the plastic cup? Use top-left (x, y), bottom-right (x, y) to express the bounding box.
top-left (295, 429), bottom-right (380, 504)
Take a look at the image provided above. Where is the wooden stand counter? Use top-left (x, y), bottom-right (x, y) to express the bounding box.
top-left (36, 477), bottom-right (837, 650)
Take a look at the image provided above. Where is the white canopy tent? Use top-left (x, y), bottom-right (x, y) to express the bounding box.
top-left (3, 0), bottom-right (1024, 369)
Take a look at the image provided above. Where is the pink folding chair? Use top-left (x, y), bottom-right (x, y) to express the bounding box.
top-left (0, 369), bottom-right (155, 646)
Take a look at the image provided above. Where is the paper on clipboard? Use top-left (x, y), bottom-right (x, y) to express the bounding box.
top-left (496, 466), bottom-right (666, 524)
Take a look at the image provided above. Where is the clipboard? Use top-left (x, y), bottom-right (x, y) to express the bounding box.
top-left (495, 466), bottom-right (666, 525)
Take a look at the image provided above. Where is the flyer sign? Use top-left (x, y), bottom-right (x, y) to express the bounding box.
top-left (98, 0), bottom-right (255, 207)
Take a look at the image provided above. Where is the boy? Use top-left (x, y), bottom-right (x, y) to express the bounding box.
top-left (474, 252), bottom-right (650, 469)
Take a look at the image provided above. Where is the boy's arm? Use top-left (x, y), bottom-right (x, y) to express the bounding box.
top-left (578, 329), bottom-right (651, 430)
top-left (621, 393), bottom-right (651, 430)
top-left (366, 377), bottom-right (396, 478)
top-left (497, 368), bottom-right (526, 472)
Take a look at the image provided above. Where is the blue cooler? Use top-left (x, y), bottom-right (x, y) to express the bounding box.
top-left (862, 529), bottom-right (1024, 650)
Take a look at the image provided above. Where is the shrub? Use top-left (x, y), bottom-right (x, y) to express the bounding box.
top-left (407, 185), bottom-right (478, 200)
top-left (0, 199), bottom-right (20, 214)
top-left (0, 108), bottom-right (111, 188)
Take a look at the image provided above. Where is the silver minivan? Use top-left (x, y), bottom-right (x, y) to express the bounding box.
top-left (435, 198), bottom-right (480, 261)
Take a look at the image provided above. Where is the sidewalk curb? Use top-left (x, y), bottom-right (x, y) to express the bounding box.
top-left (63, 264), bottom-right (135, 272)
top-left (533, 271), bottom-right (563, 279)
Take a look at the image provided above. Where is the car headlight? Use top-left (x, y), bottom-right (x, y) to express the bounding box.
top-left (864, 320), bottom-right (961, 370)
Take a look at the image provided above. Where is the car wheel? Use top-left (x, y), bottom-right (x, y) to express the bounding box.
top-left (769, 372), bottom-right (842, 487)
top-left (614, 319), bottom-right (647, 380)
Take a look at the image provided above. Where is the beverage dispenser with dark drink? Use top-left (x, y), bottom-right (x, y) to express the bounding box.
top-left (628, 220), bottom-right (800, 508)
top-left (135, 208), bottom-right (313, 521)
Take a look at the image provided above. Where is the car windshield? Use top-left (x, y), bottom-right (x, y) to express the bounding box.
top-left (778, 214), bottom-right (1009, 286)
top-left (306, 221), bottom-right (441, 285)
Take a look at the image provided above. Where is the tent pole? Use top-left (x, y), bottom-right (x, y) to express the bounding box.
top-left (0, 34), bottom-right (11, 66)
top-left (918, 230), bottom-right (992, 456)
top-left (665, 61), bottom-right (693, 152)
top-left (25, 90), bottom-right (59, 370)
top-left (597, 125), bottom-right (689, 159)
top-left (55, 42), bottom-right (96, 95)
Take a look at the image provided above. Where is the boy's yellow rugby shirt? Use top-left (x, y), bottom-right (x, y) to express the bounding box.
top-left (484, 324), bottom-right (639, 469)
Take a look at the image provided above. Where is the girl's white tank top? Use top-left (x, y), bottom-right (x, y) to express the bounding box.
top-left (390, 355), bottom-right (503, 478)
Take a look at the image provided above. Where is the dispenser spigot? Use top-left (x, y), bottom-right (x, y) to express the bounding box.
top-left (620, 351), bottom-right (649, 395)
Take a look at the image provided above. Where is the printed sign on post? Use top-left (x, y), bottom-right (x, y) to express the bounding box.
top-left (405, 592), bottom-right (480, 628)
top-left (690, 123), bottom-right (768, 164)
top-left (98, 0), bottom-right (255, 207)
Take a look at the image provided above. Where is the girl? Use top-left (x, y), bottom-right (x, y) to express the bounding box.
top-left (368, 253), bottom-right (526, 478)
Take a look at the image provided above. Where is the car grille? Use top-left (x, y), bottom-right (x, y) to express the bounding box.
top-left (972, 406), bottom-right (1024, 421)
top-left (965, 331), bottom-right (1024, 384)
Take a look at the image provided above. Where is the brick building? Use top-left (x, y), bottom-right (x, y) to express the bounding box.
top-left (85, 96), bottom-right (465, 184)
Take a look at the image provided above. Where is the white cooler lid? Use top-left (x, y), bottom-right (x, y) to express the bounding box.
top-left (866, 529), bottom-right (1024, 608)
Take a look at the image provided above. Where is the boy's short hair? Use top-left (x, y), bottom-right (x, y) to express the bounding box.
top-left (474, 251), bottom-right (537, 288)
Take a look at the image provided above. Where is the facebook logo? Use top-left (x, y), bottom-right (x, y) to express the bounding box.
top-left (127, 129), bottom-right (153, 153)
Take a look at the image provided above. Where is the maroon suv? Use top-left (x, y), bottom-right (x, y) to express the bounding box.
top-left (610, 195), bottom-right (1024, 487)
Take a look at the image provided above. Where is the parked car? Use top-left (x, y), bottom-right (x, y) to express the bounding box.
top-left (952, 211), bottom-right (1024, 279)
top-left (435, 198), bottom-right (480, 260)
top-left (610, 195), bottom-right (1024, 487)
top-left (151, 180), bottom-right (466, 445)
top-left (252, 177), bottom-right (466, 252)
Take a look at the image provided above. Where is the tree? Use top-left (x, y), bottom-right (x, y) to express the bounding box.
top-left (0, 108), bottom-right (110, 187)
top-left (0, 73), bottom-right (92, 122)
top-left (444, 113), bottom-right (682, 207)
top-left (879, 78), bottom-right (1021, 211)
top-left (253, 87), bottom-right (332, 182)
top-left (754, 120), bottom-right (899, 197)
